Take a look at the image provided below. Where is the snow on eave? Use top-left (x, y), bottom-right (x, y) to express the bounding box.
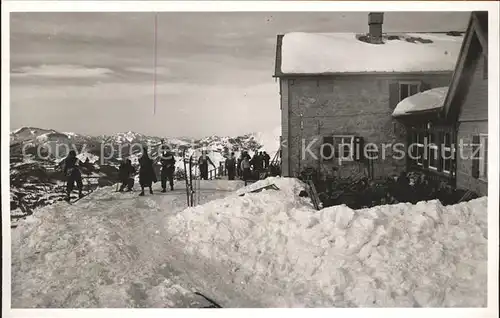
top-left (275, 70), bottom-right (454, 77)
top-left (392, 86), bottom-right (449, 118)
top-left (278, 32), bottom-right (464, 75)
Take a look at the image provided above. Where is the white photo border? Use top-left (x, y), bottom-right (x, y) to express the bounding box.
top-left (2, 1), bottom-right (499, 318)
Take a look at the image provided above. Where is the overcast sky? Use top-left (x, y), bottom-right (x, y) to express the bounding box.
top-left (10, 11), bottom-right (470, 138)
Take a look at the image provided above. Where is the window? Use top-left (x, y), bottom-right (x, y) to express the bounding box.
top-left (321, 136), bottom-right (334, 161)
top-left (410, 129), bottom-right (456, 175)
top-left (479, 134), bottom-right (488, 180)
top-left (442, 132), bottom-right (454, 174)
top-left (472, 134), bottom-right (488, 181)
top-left (333, 135), bottom-right (355, 161)
top-left (399, 82), bottom-right (421, 101)
top-left (409, 132), bottom-right (417, 163)
top-left (428, 133), bottom-right (439, 170)
top-left (415, 132), bottom-right (425, 166)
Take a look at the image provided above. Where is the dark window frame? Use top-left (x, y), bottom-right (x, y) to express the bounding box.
top-left (409, 127), bottom-right (455, 176)
top-left (399, 81), bottom-right (421, 102)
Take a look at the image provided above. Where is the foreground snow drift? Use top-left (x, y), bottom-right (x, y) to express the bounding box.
top-left (11, 183), bottom-right (244, 308)
top-left (167, 177), bottom-right (488, 307)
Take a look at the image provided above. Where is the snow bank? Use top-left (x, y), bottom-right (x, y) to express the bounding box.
top-left (280, 33), bottom-right (463, 74)
top-left (168, 177), bottom-right (487, 307)
top-left (196, 180), bottom-right (245, 191)
top-left (392, 87), bottom-right (449, 117)
top-left (11, 184), bottom-right (241, 308)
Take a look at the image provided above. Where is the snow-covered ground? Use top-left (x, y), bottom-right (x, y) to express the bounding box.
top-left (11, 177), bottom-right (487, 308)
top-left (168, 177), bottom-right (488, 307)
top-left (11, 181), bottom-right (245, 308)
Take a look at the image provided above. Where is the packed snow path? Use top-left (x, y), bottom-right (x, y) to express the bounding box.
top-left (11, 180), bottom-right (250, 308)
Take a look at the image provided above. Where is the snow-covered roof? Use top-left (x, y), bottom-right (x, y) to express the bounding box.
top-left (278, 32), bottom-right (463, 75)
top-left (392, 86), bottom-right (448, 117)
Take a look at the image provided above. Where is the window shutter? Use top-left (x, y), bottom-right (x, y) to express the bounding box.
top-left (389, 82), bottom-right (399, 108)
top-left (472, 135), bottom-right (480, 178)
top-left (321, 136), bottom-right (334, 161)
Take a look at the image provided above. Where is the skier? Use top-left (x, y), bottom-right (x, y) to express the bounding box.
top-left (241, 155), bottom-right (251, 182)
top-left (118, 159), bottom-right (136, 192)
top-left (160, 147), bottom-right (176, 192)
top-left (62, 150), bottom-right (84, 201)
top-left (263, 151), bottom-right (271, 169)
top-left (225, 152), bottom-right (237, 180)
top-left (198, 151), bottom-right (216, 180)
top-left (138, 147), bottom-right (157, 196)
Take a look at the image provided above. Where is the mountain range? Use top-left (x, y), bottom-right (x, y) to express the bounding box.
top-left (9, 126), bottom-right (281, 226)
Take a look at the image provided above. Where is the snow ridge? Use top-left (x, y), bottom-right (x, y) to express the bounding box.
top-left (168, 177), bottom-right (488, 307)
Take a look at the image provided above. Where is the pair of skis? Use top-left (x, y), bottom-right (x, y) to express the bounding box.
top-left (183, 150), bottom-right (198, 207)
top-left (64, 188), bottom-right (94, 204)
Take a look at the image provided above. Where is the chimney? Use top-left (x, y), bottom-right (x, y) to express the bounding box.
top-left (368, 12), bottom-right (384, 44)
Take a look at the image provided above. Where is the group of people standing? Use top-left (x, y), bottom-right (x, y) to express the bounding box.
top-left (224, 150), bottom-right (272, 181)
top-left (60, 145), bottom-right (274, 200)
top-left (118, 146), bottom-right (176, 196)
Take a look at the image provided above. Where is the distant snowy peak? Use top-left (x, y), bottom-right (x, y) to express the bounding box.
top-left (10, 127), bottom-right (59, 141)
top-left (251, 126), bottom-right (281, 155)
top-left (113, 131), bottom-right (146, 144)
top-left (11, 126), bottom-right (54, 135)
top-left (10, 126), bottom-right (281, 158)
top-left (168, 138), bottom-right (190, 146)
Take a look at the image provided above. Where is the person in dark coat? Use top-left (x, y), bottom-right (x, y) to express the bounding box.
top-left (138, 148), bottom-right (156, 196)
top-left (160, 148), bottom-right (176, 192)
top-left (63, 150), bottom-right (84, 201)
top-left (250, 152), bottom-right (262, 173)
top-left (198, 151), bottom-right (216, 180)
top-left (118, 159), bottom-right (136, 192)
top-left (225, 152), bottom-right (237, 180)
top-left (263, 151), bottom-right (271, 169)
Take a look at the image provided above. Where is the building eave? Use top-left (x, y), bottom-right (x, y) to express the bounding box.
top-left (442, 11), bottom-right (488, 121)
top-left (274, 70), bottom-right (453, 78)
